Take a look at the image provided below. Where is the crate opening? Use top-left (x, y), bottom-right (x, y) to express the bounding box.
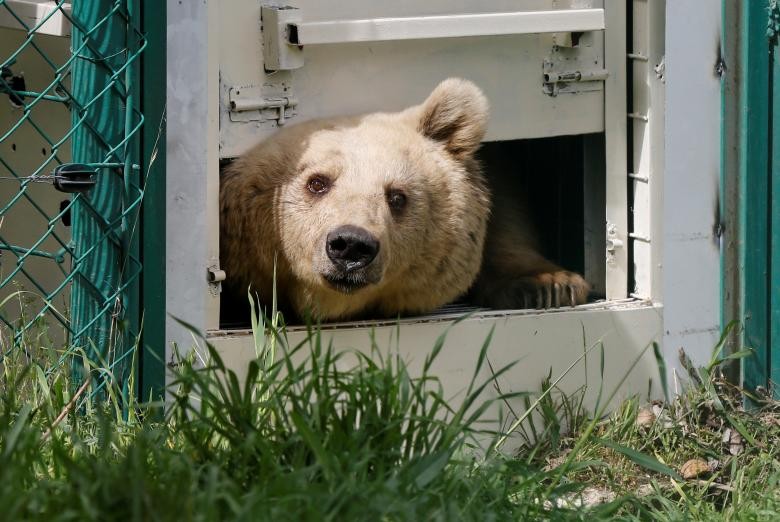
top-left (219, 133), bottom-right (605, 330)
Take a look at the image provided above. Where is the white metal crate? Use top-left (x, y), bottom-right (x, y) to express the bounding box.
top-left (164, 0), bottom-right (723, 443)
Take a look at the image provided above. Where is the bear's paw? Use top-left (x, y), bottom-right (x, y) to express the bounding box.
top-left (510, 271), bottom-right (590, 309)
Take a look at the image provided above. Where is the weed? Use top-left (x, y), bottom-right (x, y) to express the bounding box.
top-left (2, 302), bottom-right (776, 521)
top-left (0, 304), bottom-right (595, 520)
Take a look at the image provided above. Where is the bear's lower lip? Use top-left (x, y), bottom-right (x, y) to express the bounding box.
top-left (322, 273), bottom-right (369, 293)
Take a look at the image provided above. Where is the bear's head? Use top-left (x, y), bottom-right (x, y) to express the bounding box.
top-left (221, 78), bottom-right (491, 320)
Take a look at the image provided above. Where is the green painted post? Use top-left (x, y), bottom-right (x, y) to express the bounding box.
top-left (740, 0), bottom-right (771, 393)
top-left (770, 12), bottom-right (780, 391)
top-left (139, 0), bottom-right (167, 401)
top-left (70, 1), bottom-right (141, 393)
top-left (70, 3), bottom-right (129, 360)
top-left (735, 0), bottom-right (780, 394)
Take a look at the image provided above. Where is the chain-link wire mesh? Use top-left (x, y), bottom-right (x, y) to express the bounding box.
top-left (0, 0), bottom-right (146, 399)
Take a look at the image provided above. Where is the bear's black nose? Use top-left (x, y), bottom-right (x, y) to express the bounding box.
top-left (326, 225), bottom-right (379, 272)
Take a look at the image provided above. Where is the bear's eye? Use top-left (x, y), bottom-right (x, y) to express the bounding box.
top-left (307, 175), bottom-right (330, 195)
top-left (387, 190), bottom-right (407, 212)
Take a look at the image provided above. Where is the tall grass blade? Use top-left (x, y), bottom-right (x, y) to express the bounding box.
top-left (2, 403), bottom-right (32, 459)
top-left (494, 336), bottom-right (605, 452)
top-left (411, 448), bottom-right (454, 489)
top-left (652, 342), bottom-right (669, 403)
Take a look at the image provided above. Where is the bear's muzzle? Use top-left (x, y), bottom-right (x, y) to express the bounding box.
top-left (323, 225), bottom-right (381, 293)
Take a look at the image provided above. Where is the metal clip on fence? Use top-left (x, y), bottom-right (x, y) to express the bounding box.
top-left (52, 164), bottom-right (97, 193)
top-left (0, 163), bottom-right (140, 192)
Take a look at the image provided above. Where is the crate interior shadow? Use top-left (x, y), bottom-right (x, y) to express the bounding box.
top-left (219, 134), bottom-right (596, 329)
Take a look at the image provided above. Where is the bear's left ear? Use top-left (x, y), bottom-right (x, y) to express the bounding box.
top-left (409, 78), bottom-right (489, 161)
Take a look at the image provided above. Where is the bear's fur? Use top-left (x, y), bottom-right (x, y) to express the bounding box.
top-left (220, 78), bottom-right (589, 321)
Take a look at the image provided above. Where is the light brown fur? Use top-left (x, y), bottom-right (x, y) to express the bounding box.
top-left (220, 78), bottom-right (589, 321)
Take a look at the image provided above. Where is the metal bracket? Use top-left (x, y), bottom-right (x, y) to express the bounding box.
top-left (551, 31), bottom-right (584, 48)
top-left (542, 36), bottom-right (607, 96)
top-left (261, 4), bottom-right (606, 71)
top-left (228, 85), bottom-right (298, 125)
top-left (261, 5), bottom-right (304, 71)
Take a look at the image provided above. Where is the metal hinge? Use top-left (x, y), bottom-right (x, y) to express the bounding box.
top-left (228, 85), bottom-right (298, 125)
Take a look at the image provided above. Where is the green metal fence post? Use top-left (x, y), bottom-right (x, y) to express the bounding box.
top-left (70, 1), bottom-right (141, 390)
top-left (738, 0), bottom-right (780, 395)
top-left (769, 2), bottom-right (780, 391)
top-left (139, 0), bottom-right (167, 402)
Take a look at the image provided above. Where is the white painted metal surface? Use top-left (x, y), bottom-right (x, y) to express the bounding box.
top-left (0, 1), bottom-right (71, 37)
top-left (291, 9), bottom-right (605, 45)
top-left (166, 0), bottom-right (221, 355)
top-left (209, 301), bottom-right (664, 453)
top-left (630, 0), bottom-right (665, 301)
top-left (219, 0), bottom-right (606, 158)
top-left (603, 1), bottom-right (629, 300)
top-left (662, 1), bottom-right (721, 373)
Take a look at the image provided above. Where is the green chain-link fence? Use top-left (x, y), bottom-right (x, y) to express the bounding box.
top-left (0, 0), bottom-right (147, 400)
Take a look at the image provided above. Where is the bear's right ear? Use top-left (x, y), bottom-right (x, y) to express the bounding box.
top-left (409, 78), bottom-right (489, 161)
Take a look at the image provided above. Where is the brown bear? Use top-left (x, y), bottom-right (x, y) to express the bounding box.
top-left (220, 78), bottom-right (589, 321)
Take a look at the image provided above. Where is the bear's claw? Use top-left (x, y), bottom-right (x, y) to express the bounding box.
top-left (517, 271), bottom-right (589, 309)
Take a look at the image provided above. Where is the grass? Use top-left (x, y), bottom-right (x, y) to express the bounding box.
top-left (534, 342), bottom-right (780, 521)
top-left (1, 304), bottom-right (779, 520)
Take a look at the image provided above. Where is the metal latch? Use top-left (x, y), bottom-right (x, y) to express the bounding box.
top-left (207, 266), bottom-right (226, 283)
top-left (542, 31), bottom-right (608, 97)
top-left (207, 265), bottom-right (226, 295)
top-left (606, 223), bottom-right (623, 265)
top-left (606, 236), bottom-right (623, 253)
top-left (228, 85), bottom-right (298, 125)
top-left (543, 61), bottom-right (608, 96)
